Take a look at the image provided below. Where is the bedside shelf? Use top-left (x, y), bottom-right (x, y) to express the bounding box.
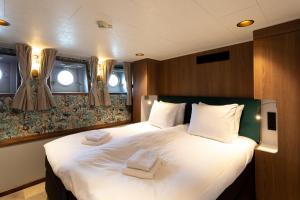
top-left (256, 144), bottom-right (278, 154)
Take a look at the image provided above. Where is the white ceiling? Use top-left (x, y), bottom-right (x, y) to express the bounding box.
top-left (0, 0), bottom-right (299, 62)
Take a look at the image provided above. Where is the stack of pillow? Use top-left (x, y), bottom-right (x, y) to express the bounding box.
top-left (147, 100), bottom-right (244, 143)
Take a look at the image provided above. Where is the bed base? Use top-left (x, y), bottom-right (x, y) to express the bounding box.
top-left (45, 157), bottom-right (255, 200)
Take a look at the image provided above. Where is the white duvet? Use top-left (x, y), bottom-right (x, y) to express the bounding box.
top-left (45, 124), bottom-right (256, 200)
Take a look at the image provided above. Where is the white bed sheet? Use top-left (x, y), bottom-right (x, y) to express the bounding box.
top-left (44, 122), bottom-right (161, 173)
top-left (45, 125), bottom-right (256, 200)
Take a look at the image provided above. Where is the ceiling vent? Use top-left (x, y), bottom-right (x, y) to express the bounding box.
top-left (96, 20), bottom-right (112, 29)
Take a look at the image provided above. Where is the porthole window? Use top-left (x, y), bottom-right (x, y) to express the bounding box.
top-left (108, 66), bottom-right (127, 94)
top-left (0, 69), bottom-right (2, 79)
top-left (57, 70), bottom-right (74, 86)
top-left (108, 73), bottom-right (119, 87)
top-left (50, 59), bottom-right (88, 93)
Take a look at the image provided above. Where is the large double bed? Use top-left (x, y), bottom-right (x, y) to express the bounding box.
top-left (44, 96), bottom-right (260, 200)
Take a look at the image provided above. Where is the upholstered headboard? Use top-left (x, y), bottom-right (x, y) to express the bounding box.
top-left (157, 96), bottom-right (261, 143)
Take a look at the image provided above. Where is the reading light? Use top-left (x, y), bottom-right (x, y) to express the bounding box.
top-left (0, 19), bottom-right (10, 26)
top-left (255, 114), bottom-right (261, 120)
top-left (237, 20), bottom-right (254, 27)
top-left (136, 53), bottom-right (144, 56)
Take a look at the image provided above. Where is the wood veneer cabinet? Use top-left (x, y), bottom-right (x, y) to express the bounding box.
top-left (254, 19), bottom-right (300, 200)
top-left (131, 59), bottom-right (159, 122)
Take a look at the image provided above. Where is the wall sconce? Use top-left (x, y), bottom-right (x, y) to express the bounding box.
top-left (97, 63), bottom-right (103, 81)
top-left (32, 54), bottom-right (40, 78)
top-left (96, 75), bottom-right (101, 81)
top-left (145, 95), bottom-right (152, 105)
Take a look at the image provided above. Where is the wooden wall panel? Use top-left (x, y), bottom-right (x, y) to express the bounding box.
top-left (157, 42), bottom-right (254, 97)
top-left (254, 20), bottom-right (300, 200)
top-left (132, 60), bottom-right (148, 122)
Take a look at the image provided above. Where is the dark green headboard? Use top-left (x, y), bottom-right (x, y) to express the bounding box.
top-left (158, 96), bottom-right (261, 143)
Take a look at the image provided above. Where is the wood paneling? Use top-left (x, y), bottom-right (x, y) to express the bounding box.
top-left (157, 42), bottom-right (254, 97)
top-left (132, 60), bottom-right (148, 122)
top-left (254, 20), bottom-right (300, 200)
top-left (132, 59), bottom-right (159, 122)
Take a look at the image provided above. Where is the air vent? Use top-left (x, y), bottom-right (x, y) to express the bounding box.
top-left (196, 51), bottom-right (230, 64)
top-left (97, 20), bottom-right (112, 29)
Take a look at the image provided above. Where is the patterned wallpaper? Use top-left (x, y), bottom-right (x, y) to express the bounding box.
top-left (0, 93), bottom-right (131, 142)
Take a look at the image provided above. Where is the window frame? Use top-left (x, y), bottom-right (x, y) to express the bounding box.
top-left (108, 65), bottom-right (127, 95)
top-left (50, 56), bottom-right (90, 95)
top-left (0, 47), bottom-right (20, 97)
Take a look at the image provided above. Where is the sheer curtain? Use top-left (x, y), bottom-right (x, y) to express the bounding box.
top-left (36, 48), bottom-right (57, 110)
top-left (87, 56), bottom-right (101, 106)
top-left (11, 43), bottom-right (34, 111)
top-left (123, 62), bottom-right (132, 105)
top-left (101, 60), bottom-right (116, 106)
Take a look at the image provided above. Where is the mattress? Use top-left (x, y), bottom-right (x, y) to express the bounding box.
top-left (45, 124), bottom-right (256, 200)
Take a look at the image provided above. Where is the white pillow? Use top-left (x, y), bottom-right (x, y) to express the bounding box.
top-left (148, 100), bottom-right (179, 128)
top-left (160, 101), bottom-right (186, 125)
top-left (234, 105), bottom-right (244, 134)
top-left (188, 103), bottom-right (239, 142)
top-left (198, 102), bottom-right (244, 135)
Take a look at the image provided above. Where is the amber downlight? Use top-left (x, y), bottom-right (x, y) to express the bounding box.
top-left (0, 19), bottom-right (10, 26)
top-left (237, 20), bottom-right (254, 27)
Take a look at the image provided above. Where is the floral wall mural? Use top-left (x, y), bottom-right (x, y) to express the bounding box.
top-left (0, 94), bottom-right (131, 142)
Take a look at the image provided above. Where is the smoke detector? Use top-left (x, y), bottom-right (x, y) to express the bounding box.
top-left (97, 20), bottom-right (112, 29)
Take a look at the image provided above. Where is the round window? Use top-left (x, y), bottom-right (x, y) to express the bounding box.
top-left (0, 69), bottom-right (2, 79)
top-left (109, 74), bottom-right (119, 87)
top-left (57, 70), bottom-right (74, 86)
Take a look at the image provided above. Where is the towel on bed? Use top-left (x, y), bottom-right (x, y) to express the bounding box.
top-left (81, 131), bottom-right (111, 146)
top-left (122, 159), bottom-right (161, 179)
top-left (85, 131), bottom-right (110, 142)
top-left (126, 149), bottom-right (158, 171)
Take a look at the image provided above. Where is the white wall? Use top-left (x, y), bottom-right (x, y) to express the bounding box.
top-left (0, 137), bottom-right (59, 193)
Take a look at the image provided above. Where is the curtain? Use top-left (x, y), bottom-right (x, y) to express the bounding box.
top-left (11, 43), bottom-right (34, 111)
top-left (36, 48), bottom-right (57, 111)
top-left (123, 62), bottom-right (132, 105)
top-left (87, 56), bottom-right (101, 106)
top-left (101, 59), bottom-right (116, 106)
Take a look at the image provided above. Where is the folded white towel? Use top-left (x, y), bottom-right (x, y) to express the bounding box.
top-left (126, 149), bottom-right (158, 171)
top-left (122, 159), bottom-right (161, 179)
top-left (85, 131), bottom-right (110, 142)
top-left (81, 135), bottom-right (112, 146)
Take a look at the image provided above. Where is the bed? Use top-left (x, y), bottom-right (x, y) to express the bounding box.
top-left (45, 96), bottom-right (260, 200)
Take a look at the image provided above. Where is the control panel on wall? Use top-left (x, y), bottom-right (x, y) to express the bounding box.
top-left (256, 99), bottom-right (278, 153)
top-left (267, 112), bottom-right (277, 131)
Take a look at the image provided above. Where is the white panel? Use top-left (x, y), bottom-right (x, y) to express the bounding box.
top-left (0, 0), bottom-right (299, 61)
top-left (194, 0), bottom-right (257, 17)
top-left (0, 137), bottom-right (60, 192)
top-left (257, 0), bottom-right (300, 24)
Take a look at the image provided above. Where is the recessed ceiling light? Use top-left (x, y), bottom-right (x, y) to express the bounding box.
top-left (136, 53), bottom-right (144, 56)
top-left (237, 20), bottom-right (254, 27)
top-left (0, 19), bottom-right (10, 26)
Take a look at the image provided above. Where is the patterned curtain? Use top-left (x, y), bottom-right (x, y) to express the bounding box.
top-left (101, 60), bottom-right (116, 106)
top-left (11, 43), bottom-right (34, 111)
top-left (36, 48), bottom-right (57, 110)
top-left (123, 62), bottom-right (132, 105)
